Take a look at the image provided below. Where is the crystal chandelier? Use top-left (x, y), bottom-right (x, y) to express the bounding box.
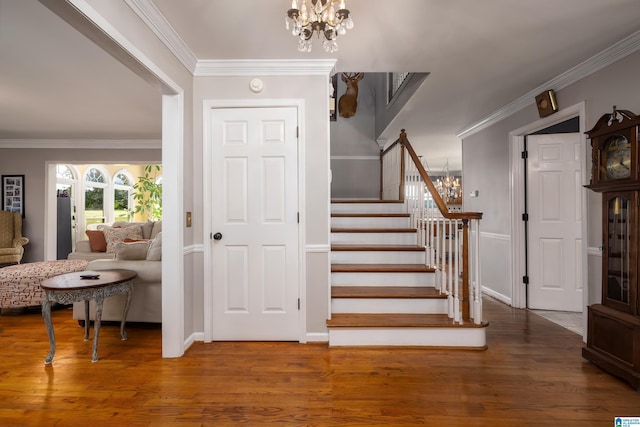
top-left (285, 0), bottom-right (354, 53)
top-left (434, 161), bottom-right (461, 204)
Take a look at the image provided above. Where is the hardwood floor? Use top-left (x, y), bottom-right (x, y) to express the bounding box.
top-left (1, 298), bottom-right (639, 426)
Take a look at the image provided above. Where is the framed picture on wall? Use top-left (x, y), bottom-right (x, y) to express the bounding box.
top-left (2, 174), bottom-right (25, 217)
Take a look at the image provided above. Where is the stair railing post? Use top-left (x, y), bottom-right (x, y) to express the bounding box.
top-left (473, 218), bottom-right (482, 324)
top-left (379, 149), bottom-right (383, 200)
top-left (454, 219), bottom-right (461, 323)
top-left (400, 144), bottom-right (405, 202)
top-left (461, 219), bottom-right (470, 322)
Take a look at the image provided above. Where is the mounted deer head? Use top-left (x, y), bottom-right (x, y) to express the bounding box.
top-left (338, 72), bottom-right (364, 118)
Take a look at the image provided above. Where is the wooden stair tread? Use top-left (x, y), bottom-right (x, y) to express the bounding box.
top-left (327, 313), bottom-right (488, 328)
top-left (331, 264), bottom-right (436, 273)
top-left (332, 286), bottom-right (443, 299)
top-left (332, 244), bottom-right (425, 252)
top-left (331, 228), bottom-right (417, 233)
top-left (331, 213), bottom-right (410, 218)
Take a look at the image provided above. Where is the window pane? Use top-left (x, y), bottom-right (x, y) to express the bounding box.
top-left (86, 168), bottom-right (105, 183)
top-left (114, 173), bottom-right (131, 186)
top-left (56, 165), bottom-right (74, 180)
top-left (114, 188), bottom-right (129, 222)
top-left (85, 187), bottom-right (104, 228)
top-left (56, 184), bottom-right (72, 197)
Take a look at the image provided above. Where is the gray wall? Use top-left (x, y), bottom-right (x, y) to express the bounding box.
top-left (0, 147), bottom-right (161, 263)
top-left (330, 73), bottom-right (381, 198)
top-left (193, 73), bottom-right (331, 336)
top-left (462, 50), bottom-right (640, 305)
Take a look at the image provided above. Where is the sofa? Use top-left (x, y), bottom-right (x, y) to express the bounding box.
top-left (67, 220), bottom-right (162, 261)
top-left (69, 221), bottom-right (162, 323)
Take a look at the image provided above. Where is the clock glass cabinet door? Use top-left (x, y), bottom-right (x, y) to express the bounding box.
top-left (603, 192), bottom-right (635, 313)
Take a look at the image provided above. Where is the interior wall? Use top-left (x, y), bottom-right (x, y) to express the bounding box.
top-left (0, 147), bottom-right (161, 263)
top-left (330, 73), bottom-right (380, 199)
top-left (461, 50), bottom-right (640, 305)
top-left (374, 73), bottom-right (429, 140)
top-left (193, 74), bottom-right (331, 337)
top-left (44, 0), bottom-right (196, 350)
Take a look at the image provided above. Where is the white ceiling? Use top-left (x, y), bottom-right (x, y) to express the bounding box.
top-left (2, 0), bottom-right (640, 170)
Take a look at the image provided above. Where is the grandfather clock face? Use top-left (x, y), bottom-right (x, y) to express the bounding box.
top-left (603, 135), bottom-right (631, 180)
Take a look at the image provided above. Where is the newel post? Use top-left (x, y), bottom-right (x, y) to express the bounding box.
top-left (461, 219), bottom-right (470, 322)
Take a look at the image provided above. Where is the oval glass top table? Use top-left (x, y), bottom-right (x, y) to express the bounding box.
top-left (40, 269), bottom-right (137, 364)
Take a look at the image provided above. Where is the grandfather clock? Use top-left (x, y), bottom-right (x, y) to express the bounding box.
top-left (583, 106), bottom-right (640, 390)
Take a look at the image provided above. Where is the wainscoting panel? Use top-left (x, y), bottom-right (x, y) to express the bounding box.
top-left (479, 232), bottom-right (512, 305)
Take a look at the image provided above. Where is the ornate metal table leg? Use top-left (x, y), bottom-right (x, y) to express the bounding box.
top-left (120, 285), bottom-right (133, 340)
top-left (42, 294), bottom-right (56, 365)
top-left (92, 295), bottom-right (104, 363)
top-left (83, 300), bottom-right (90, 341)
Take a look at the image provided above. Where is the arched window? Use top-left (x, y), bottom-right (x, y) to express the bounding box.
top-left (84, 167), bottom-right (108, 229)
top-left (113, 170), bottom-right (134, 222)
top-left (56, 164), bottom-right (77, 198)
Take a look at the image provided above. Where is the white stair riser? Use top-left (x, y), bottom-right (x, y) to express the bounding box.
top-left (332, 298), bottom-right (447, 314)
top-left (332, 271), bottom-right (435, 286)
top-left (331, 217), bottom-right (409, 229)
top-left (331, 251), bottom-right (425, 264)
top-left (331, 232), bottom-right (417, 245)
top-left (328, 327), bottom-right (486, 347)
top-left (331, 203), bottom-right (405, 214)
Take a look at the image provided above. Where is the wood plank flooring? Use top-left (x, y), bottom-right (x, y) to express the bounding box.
top-left (1, 298), bottom-right (639, 426)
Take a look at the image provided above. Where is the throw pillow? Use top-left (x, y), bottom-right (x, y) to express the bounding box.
top-left (86, 230), bottom-right (107, 252)
top-left (114, 241), bottom-right (151, 260)
top-left (113, 221), bottom-right (155, 240)
top-left (146, 232), bottom-right (162, 261)
top-left (103, 225), bottom-right (144, 253)
top-left (150, 221), bottom-right (162, 239)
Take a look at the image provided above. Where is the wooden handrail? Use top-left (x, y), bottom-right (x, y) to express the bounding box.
top-left (397, 129), bottom-right (483, 221)
top-left (381, 129), bottom-right (484, 325)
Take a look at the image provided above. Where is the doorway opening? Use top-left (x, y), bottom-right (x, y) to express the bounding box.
top-left (509, 102), bottom-right (589, 339)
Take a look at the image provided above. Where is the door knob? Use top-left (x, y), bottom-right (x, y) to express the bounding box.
top-left (213, 232), bottom-right (223, 241)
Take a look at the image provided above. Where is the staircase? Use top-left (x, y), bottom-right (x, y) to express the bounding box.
top-left (327, 199), bottom-right (488, 348)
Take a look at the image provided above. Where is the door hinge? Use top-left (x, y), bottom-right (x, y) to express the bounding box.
top-left (296, 126), bottom-right (299, 138)
top-left (522, 213), bottom-right (528, 222)
top-left (298, 298), bottom-right (300, 310)
top-left (523, 275), bottom-right (529, 284)
top-left (521, 150), bottom-right (528, 159)
top-left (297, 212), bottom-right (300, 223)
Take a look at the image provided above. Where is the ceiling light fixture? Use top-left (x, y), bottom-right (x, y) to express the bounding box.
top-left (434, 161), bottom-right (461, 205)
top-left (285, 0), bottom-right (353, 53)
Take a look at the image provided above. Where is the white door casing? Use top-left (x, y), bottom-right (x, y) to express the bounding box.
top-left (527, 133), bottom-right (583, 311)
top-left (209, 106), bottom-right (300, 340)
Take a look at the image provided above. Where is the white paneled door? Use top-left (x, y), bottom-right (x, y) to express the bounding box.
top-left (527, 133), bottom-right (582, 311)
top-left (210, 107), bottom-right (299, 340)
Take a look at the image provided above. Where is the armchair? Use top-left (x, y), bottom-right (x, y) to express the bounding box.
top-left (0, 211), bottom-right (29, 264)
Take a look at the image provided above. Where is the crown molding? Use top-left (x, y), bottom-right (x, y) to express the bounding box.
top-left (0, 139), bottom-right (161, 149)
top-left (124, 0), bottom-right (198, 73)
top-left (457, 29), bottom-right (640, 139)
top-left (123, 1), bottom-right (337, 77)
top-left (195, 59), bottom-right (337, 77)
